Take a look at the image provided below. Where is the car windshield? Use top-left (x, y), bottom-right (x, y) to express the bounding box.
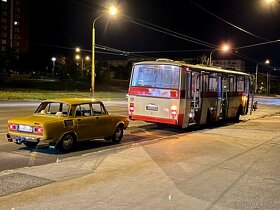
top-left (131, 64), bottom-right (180, 89)
top-left (35, 102), bottom-right (70, 117)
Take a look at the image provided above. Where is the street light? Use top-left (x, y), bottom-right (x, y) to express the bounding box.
top-left (91, 5), bottom-right (118, 97)
top-left (51, 57), bottom-right (56, 80)
top-left (267, 68), bottom-right (276, 94)
top-left (255, 59), bottom-right (270, 93)
top-left (209, 44), bottom-right (231, 66)
top-left (75, 54), bottom-right (90, 75)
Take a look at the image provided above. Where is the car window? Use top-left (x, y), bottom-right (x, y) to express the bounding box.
top-left (75, 104), bottom-right (92, 117)
top-left (92, 103), bottom-right (106, 115)
top-left (35, 102), bottom-right (69, 116)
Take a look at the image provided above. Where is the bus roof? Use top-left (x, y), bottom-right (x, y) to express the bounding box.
top-left (133, 59), bottom-right (251, 77)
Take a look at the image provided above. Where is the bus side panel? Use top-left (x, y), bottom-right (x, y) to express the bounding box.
top-left (200, 98), bottom-right (210, 124)
top-left (183, 99), bottom-right (191, 128)
top-left (201, 96), bottom-right (218, 123)
top-left (228, 95), bottom-right (242, 118)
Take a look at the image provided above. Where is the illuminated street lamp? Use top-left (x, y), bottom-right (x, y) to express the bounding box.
top-left (75, 54), bottom-right (90, 71)
top-left (255, 59), bottom-right (270, 93)
top-left (209, 44), bottom-right (231, 66)
top-left (91, 5), bottom-right (118, 97)
top-left (51, 57), bottom-right (56, 80)
top-left (75, 47), bottom-right (81, 53)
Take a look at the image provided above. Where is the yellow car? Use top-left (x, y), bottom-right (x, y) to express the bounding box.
top-left (7, 98), bottom-right (129, 152)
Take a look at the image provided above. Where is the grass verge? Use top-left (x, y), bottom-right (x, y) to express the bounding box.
top-left (0, 89), bottom-right (127, 100)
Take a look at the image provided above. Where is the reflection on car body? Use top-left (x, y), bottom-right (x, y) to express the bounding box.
top-left (7, 98), bottom-right (129, 152)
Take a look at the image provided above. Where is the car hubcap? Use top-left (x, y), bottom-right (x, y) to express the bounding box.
top-left (115, 128), bottom-right (122, 139)
top-left (63, 135), bottom-right (73, 149)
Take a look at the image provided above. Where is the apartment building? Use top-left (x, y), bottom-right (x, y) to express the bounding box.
top-left (1, 0), bottom-right (29, 59)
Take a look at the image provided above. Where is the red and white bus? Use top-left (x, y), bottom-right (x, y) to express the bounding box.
top-left (128, 59), bottom-right (250, 128)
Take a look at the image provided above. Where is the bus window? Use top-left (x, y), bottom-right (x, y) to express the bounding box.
top-left (237, 76), bottom-right (245, 92)
top-left (209, 73), bottom-right (217, 92)
top-left (203, 74), bottom-right (209, 92)
top-left (222, 76), bottom-right (229, 92)
top-left (191, 72), bottom-right (200, 94)
top-left (229, 76), bottom-right (236, 92)
top-left (186, 72), bottom-right (191, 99)
top-left (245, 77), bottom-right (250, 96)
top-left (131, 65), bottom-right (180, 89)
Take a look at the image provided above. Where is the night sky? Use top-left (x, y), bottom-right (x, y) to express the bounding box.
top-left (29, 0), bottom-right (280, 71)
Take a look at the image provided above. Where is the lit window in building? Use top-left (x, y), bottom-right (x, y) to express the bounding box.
top-left (2, 0), bottom-right (8, 2)
top-left (14, 21), bottom-right (19, 25)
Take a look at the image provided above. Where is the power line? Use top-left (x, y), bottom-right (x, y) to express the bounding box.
top-left (235, 39), bottom-right (280, 50)
top-left (123, 15), bottom-right (217, 49)
top-left (189, 0), bottom-right (270, 41)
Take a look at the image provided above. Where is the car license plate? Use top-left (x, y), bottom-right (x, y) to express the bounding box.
top-left (18, 125), bottom-right (33, 133)
top-left (146, 105), bottom-right (158, 111)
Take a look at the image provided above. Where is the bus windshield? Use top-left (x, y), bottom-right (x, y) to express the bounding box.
top-left (131, 64), bottom-right (180, 89)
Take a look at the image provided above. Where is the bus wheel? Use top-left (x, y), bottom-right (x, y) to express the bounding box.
top-left (234, 107), bottom-right (242, 122)
top-left (206, 110), bottom-right (213, 125)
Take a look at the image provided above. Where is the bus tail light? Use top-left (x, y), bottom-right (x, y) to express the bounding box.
top-left (171, 105), bottom-right (177, 118)
top-left (129, 103), bottom-right (135, 113)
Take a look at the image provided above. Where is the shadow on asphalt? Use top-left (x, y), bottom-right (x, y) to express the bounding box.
top-left (18, 119), bottom-right (244, 156)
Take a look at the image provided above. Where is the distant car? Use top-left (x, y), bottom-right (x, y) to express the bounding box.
top-left (7, 98), bottom-right (129, 152)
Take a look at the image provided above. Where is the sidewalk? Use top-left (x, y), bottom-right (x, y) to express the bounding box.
top-left (0, 103), bottom-right (280, 209)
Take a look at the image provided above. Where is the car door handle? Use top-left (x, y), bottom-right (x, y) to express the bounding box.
top-left (77, 119), bottom-right (81, 121)
top-left (96, 117), bottom-right (99, 120)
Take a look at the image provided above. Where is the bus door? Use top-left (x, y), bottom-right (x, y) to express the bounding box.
top-left (219, 75), bottom-right (229, 119)
top-left (189, 71), bottom-right (202, 124)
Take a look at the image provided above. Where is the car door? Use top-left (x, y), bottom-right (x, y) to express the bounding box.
top-left (75, 103), bottom-right (96, 140)
top-left (91, 102), bottom-right (115, 138)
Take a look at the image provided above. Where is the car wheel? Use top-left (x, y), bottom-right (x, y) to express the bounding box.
top-left (24, 141), bottom-right (38, 149)
top-left (59, 133), bottom-right (75, 152)
top-left (111, 125), bottom-right (123, 144)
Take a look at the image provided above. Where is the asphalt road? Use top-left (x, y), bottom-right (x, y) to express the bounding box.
top-left (0, 100), bottom-right (183, 172)
top-left (1, 98), bottom-right (280, 173)
top-left (0, 99), bottom-right (279, 209)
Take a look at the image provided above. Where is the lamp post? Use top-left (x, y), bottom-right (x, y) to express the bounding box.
top-left (255, 59), bottom-right (269, 93)
top-left (266, 68), bottom-right (275, 94)
top-left (209, 44), bottom-right (230, 66)
top-left (51, 57), bottom-right (56, 80)
top-left (75, 54), bottom-right (90, 76)
top-left (91, 6), bottom-right (118, 97)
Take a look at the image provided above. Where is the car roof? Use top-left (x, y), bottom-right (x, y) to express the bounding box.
top-left (42, 98), bottom-right (102, 105)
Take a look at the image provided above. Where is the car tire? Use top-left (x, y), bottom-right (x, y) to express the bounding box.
top-left (111, 125), bottom-right (123, 144)
top-left (24, 141), bottom-right (38, 149)
top-left (59, 133), bottom-right (76, 152)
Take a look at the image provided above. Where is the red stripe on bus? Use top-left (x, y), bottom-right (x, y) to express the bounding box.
top-left (177, 114), bottom-right (184, 126)
top-left (129, 114), bottom-right (177, 125)
top-left (128, 87), bottom-right (179, 99)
